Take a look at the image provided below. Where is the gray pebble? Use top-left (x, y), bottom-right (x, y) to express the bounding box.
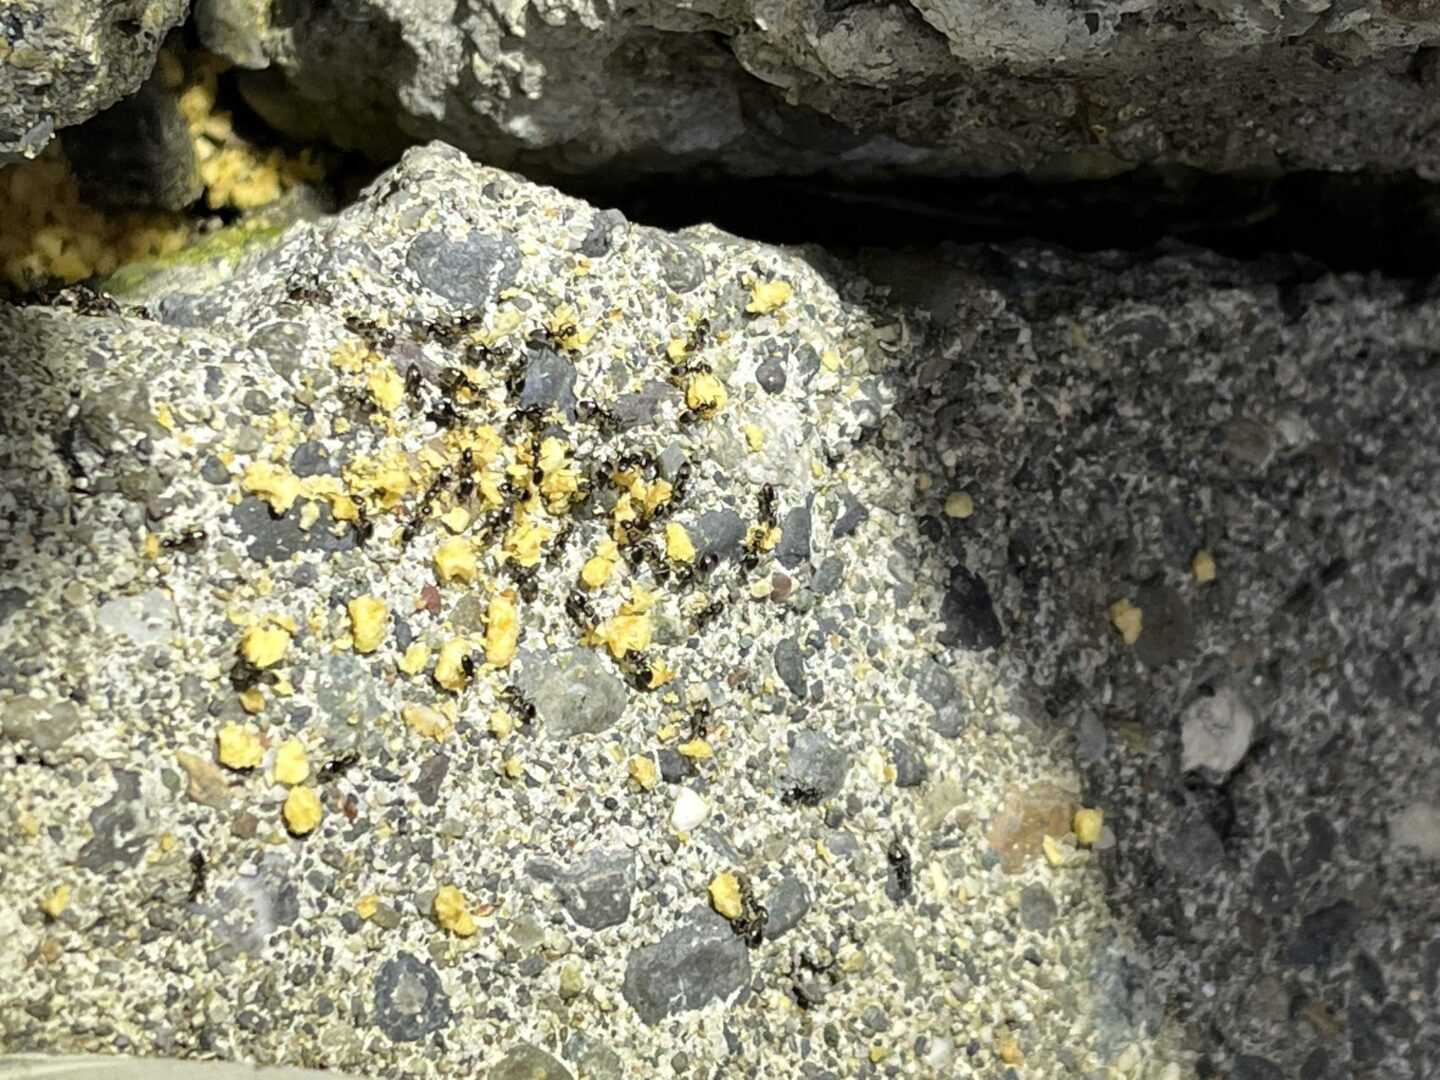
top-left (1251, 850), bottom-right (1293, 914)
top-left (490, 1043), bottom-right (573, 1080)
top-left (530, 850), bottom-right (634, 932)
top-left (406, 229), bottom-right (520, 306)
top-left (579, 208), bottom-right (626, 259)
top-left (763, 874), bottom-right (811, 941)
top-left (773, 637), bottom-right (808, 699)
top-left (0, 587), bottom-right (29, 629)
top-left (657, 748), bottom-right (692, 784)
top-left (622, 907), bottom-right (751, 1024)
top-left (889, 739), bottom-right (928, 788)
top-left (1019, 885), bottom-right (1057, 932)
top-left (775, 501), bottom-right (813, 570)
top-left (1133, 583), bottom-right (1192, 667)
top-left (1231, 1055), bottom-right (1284, 1080)
top-left (289, 440), bottom-right (335, 477)
top-left (76, 770), bottom-right (148, 871)
top-left (201, 456), bottom-right (230, 485)
top-left (612, 380), bottom-right (679, 429)
top-left (413, 754), bottom-right (450, 807)
top-left (520, 347), bottom-right (579, 420)
top-left (3, 696), bottom-right (82, 753)
top-left (785, 730), bottom-right (849, 799)
top-left (516, 648), bottom-right (628, 738)
top-left (690, 509), bottom-right (746, 562)
top-left (831, 490), bottom-right (868, 538)
top-left (810, 556), bottom-right (844, 596)
top-left (374, 952), bottom-right (452, 1043)
top-left (756, 355), bottom-right (787, 395)
top-left (1287, 900), bottom-right (1360, 968)
top-left (232, 496), bottom-right (357, 563)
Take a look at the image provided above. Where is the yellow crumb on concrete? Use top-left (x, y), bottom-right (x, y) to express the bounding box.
top-left (503, 755), bottom-right (524, 780)
top-left (665, 522), bottom-right (696, 563)
top-left (484, 592), bottom-right (520, 667)
top-left (274, 738), bottom-right (309, 786)
top-left (1192, 549), bottom-right (1217, 583)
top-left (667, 337), bottom-right (689, 361)
top-left (580, 541), bottom-right (620, 589)
top-left (283, 785), bottom-right (323, 835)
top-left (441, 506), bottom-right (470, 533)
top-left (628, 755), bottom-right (658, 790)
top-left (504, 519), bottom-right (552, 568)
top-left (433, 885), bottom-right (477, 937)
top-left (820, 348), bottom-right (841, 372)
top-left (489, 710), bottom-right (515, 740)
top-left (996, 1032), bottom-right (1024, 1066)
top-left (708, 872), bottom-right (743, 920)
top-left (367, 364), bottom-right (405, 413)
top-left (678, 738), bottom-right (713, 761)
top-left (241, 461), bottom-right (304, 515)
top-left (647, 658), bottom-right (676, 689)
top-left (355, 894), bottom-right (380, 920)
top-left (746, 279), bottom-right (793, 314)
top-left (742, 423), bottom-right (765, 452)
top-left (238, 687), bottom-right (266, 714)
top-left (241, 623), bottom-right (290, 668)
top-left (1108, 598), bottom-right (1143, 645)
top-left (347, 595), bottom-right (388, 653)
top-left (868, 1044), bottom-right (889, 1065)
top-left (944, 492), bottom-right (974, 519)
top-left (40, 884), bottom-right (70, 919)
top-left (686, 372), bottom-right (728, 416)
top-left (1074, 807), bottom-right (1104, 846)
top-left (403, 703), bottom-right (452, 742)
top-left (217, 722), bottom-right (264, 769)
top-left (435, 537), bottom-right (478, 584)
top-left (434, 638), bottom-right (471, 691)
top-left (397, 642), bottom-right (430, 676)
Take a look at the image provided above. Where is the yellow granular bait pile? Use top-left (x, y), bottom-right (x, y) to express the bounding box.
top-left (0, 46), bottom-right (328, 293)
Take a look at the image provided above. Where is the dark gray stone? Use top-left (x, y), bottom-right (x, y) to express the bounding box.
top-left (938, 564), bottom-right (1002, 650)
top-left (1294, 812), bottom-right (1337, 879)
top-left (374, 952), bottom-right (452, 1043)
top-left (406, 229), bottom-right (520, 307)
top-left (201, 456), bottom-right (230, 485)
top-left (691, 509), bottom-right (746, 561)
top-left (930, 700), bottom-right (969, 739)
top-left (913, 660), bottom-right (956, 709)
top-left (763, 874), bottom-right (810, 941)
top-left (579, 209), bottom-right (626, 259)
top-left (757, 355), bottom-right (787, 395)
top-left (612, 380), bottom-right (680, 429)
top-left (784, 730), bottom-right (848, 799)
top-left (1252, 850), bottom-right (1293, 914)
top-left (773, 637), bottom-right (807, 698)
top-left (414, 754), bottom-right (449, 807)
top-left (1352, 951), bottom-right (1387, 1001)
top-left (516, 648), bottom-right (628, 738)
top-left (810, 556), bottom-right (844, 596)
top-left (1231, 1055), bottom-right (1284, 1080)
top-left (1019, 885), bottom-right (1058, 932)
top-left (289, 440), bottom-right (335, 477)
top-left (519, 347), bottom-right (579, 420)
top-left (889, 739), bottom-right (928, 788)
top-left (775, 501), bottom-right (813, 570)
top-left (64, 74), bottom-right (201, 210)
top-left (1133, 583), bottom-right (1192, 667)
top-left (490, 1043), bottom-right (574, 1080)
top-left (1162, 811), bottom-right (1227, 880)
top-left (1287, 901), bottom-right (1360, 968)
top-left (537, 850), bottom-right (634, 932)
top-left (0, 587), bottom-right (30, 628)
top-left (77, 769), bottom-right (148, 870)
top-left (832, 491), bottom-right (868, 538)
top-left (657, 747), bottom-right (692, 784)
top-left (232, 496), bottom-right (357, 562)
top-left (622, 907), bottom-right (751, 1025)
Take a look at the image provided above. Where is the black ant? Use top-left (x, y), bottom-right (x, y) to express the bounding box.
top-left (161, 529), bottom-right (206, 553)
top-left (187, 849), bottom-right (208, 903)
top-left (576, 399), bottom-right (620, 434)
top-left (461, 653), bottom-right (477, 682)
top-left (691, 598), bottom-right (724, 632)
top-left (317, 753), bottom-right (360, 783)
top-left (547, 523), bottom-right (574, 565)
top-left (566, 590), bottom-right (596, 630)
top-left (688, 701), bottom-right (711, 741)
top-left (671, 461), bottom-right (692, 504)
top-left (229, 657), bottom-right (267, 693)
top-left (427, 399), bottom-right (460, 430)
top-left (351, 495), bottom-right (374, 546)
top-left (781, 782), bottom-right (825, 808)
top-left (730, 873), bottom-right (767, 948)
top-left (887, 837), bottom-right (914, 902)
top-left (344, 315), bottom-right (394, 351)
top-left (758, 483), bottom-right (778, 527)
top-left (511, 564), bottom-right (540, 604)
top-left (499, 685), bottom-right (536, 725)
top-left (404, 364), bottom-right (424, 401)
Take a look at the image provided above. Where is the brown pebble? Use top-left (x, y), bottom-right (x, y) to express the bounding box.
top-left (420, 583), bottom-right (442, 615)
top-left (230, 812), bottom-right (258, 839)
top-left (769, 573), bottom-right (793, 602)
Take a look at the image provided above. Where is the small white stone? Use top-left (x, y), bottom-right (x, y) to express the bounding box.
top-left (670, 787), bottom-right (709, 831)
top-left (1180, 685), bottom-right (1255, 775)
top-left (923, 1037), bottom-right (954, 1068)
top-left (1390, 800), bottom-right (1440, 859)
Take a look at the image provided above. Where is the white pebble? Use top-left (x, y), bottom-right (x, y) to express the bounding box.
top-left (1180, 685), bottom-right (1255, 775)
top-left (670, 787), bottom-right (709, 831)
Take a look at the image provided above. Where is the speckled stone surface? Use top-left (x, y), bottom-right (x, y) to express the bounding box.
top-left (2, 144), bottom-right (1438, 1080)
top-left (195, 0), bottom-right (1440, 180)
top-left (0, 0), bottom-right (188, 162)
